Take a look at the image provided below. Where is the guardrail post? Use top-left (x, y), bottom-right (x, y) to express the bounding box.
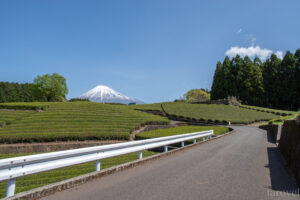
top-left (6, 179), bottom-right (16, 197)
top-left (193, 138), bottom-right (196, 144)
top-left (181, 141), bottom-right (184, 147)
top-left (95, 160), bottom-right (101, 171)
top-left (164, 145), bottom-right (168, 152)
top-left (209, 135), bottom-right (212, 140)
top-left (138, 151), bottom-right (143, 160)
top-left (203, 137), bottom-right (206, 141)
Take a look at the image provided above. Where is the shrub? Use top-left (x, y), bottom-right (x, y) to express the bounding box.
top-left (222, 120), bottom-right (228, 124)
top-left (227, 96), bottom-right (241, 106)
top-left (199, 118), bottom-right (205, 122)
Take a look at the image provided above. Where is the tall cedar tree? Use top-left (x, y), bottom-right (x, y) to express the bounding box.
top-left (211, 49), bottom-right (300, 110)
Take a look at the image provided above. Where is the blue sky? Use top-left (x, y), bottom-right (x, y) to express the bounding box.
top-left (0, 0), bottom-right (299, 103)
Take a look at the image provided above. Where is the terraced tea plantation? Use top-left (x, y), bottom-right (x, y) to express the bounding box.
top-left (239, 105), bottom-right (298, 115)
top-left (132, 102), bottom-right (280, 124)
top-left (0, 110), bottom-right (34, 127)
top-left (0, 102), bottom-right (169, 143)
top-left (136, 125), bottom-right (229, 139)
top-left (0, 150), bottom-right (156, 198)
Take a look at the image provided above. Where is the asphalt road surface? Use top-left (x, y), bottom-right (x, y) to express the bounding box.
top-left (43, 126), bottom-right (299, 200)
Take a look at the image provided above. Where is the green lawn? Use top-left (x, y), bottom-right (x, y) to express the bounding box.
top-left (0, 102), bottom-right (169, 143)
top-left (0, 150), bottom-right (156, 198)
top-left (136, 125), bottom-right (229, 139)
top-left (132, 102), bottom-right (279, 124)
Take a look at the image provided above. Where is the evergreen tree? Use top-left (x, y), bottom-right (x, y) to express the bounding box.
top-left (222, 56), bottom-right (232, 98)
top-left (211, 61), bottom-right (224, 100)
top-left (230, 55), bottom-right (243, 97)
top-left (280, 51), bottom-right (297, 110)
top-left (237, 56), bottom-right (264, 105)
top-left (261, 54), bottom-right (281, 108)
top-left (253, 57), bottom-right (262, 67)
top-left (295, 49), bottom-right (300, 110)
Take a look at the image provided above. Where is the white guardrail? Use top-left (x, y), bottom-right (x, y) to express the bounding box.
top-left (0, 130), bottom-right (213, 198)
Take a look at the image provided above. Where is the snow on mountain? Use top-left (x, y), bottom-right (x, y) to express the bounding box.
top-left (78, 85), bottom-right (144, 104)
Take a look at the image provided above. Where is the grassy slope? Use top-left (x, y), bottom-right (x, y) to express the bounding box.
top-left (132, 102), bottom-right (279, 124)
top-left (0, 102), bottom-right (169, 143)
top-left (0, 150), bottom-right (156, 198)
top-left (136, 125), bottom-right (229, 139)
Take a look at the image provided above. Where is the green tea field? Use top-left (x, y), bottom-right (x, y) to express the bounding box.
top-left (132, 102), bottom-right (284, 124)
top-left (0, 102), bottom-right (169, 143)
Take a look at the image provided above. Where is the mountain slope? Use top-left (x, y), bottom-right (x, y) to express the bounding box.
top-left (78, 85), bottom-right (144, 104)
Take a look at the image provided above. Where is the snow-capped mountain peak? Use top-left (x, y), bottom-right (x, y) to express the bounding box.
top-left (78, 85), bottom-right (144, 104)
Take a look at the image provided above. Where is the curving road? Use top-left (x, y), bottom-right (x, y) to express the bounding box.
top-left (42, 126), bottom-right (299, 200)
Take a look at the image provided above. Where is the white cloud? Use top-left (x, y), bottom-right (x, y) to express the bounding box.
top-left (225, 46), bottom-right (275, 60)
top-left (275, 51), bottom-right (283, 59)
top-left (237, 28), bottom-right (242, 33)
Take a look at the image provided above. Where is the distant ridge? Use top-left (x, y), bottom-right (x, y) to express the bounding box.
top-left (78, 85), bottom-right (144, 104)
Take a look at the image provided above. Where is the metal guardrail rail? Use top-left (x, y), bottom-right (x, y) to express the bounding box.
top-left (0, 130), bottom-right (213, 197)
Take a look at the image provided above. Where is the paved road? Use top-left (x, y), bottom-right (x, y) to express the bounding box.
top-left (43, 126), bottom-right (299, 200)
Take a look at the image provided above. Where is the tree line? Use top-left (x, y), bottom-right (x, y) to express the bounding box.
top-left (0, 82), bottom-right (43, 103)
top-left (0, 73), bottom-right (68, 103)
top-left (211, 49), bottom-right (300, 111)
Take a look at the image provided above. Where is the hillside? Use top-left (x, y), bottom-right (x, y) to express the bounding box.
top-left (0, 102), bottom-right (169, 143)
top-left (131, 102), bottom-right (289, 124)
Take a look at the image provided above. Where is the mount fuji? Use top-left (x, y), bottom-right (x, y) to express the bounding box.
top-left (78, 85), bottom-right (144, 105)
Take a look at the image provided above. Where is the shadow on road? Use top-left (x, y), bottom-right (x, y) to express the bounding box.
top-left (266, 146), bottom-right (299, 195)
top-left (257, 126), bottom-right (300, 196)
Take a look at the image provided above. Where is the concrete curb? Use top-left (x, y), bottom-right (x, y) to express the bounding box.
top-left (3, 129), bottom-right (235, 200)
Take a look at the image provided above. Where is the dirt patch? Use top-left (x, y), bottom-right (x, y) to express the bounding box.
top-left (0, 140), bottom-right (125, 154)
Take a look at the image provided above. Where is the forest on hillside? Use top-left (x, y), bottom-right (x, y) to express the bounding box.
top-left (0, 82), bottom-right (41, 103)
top-left (0, 73), bottom-right (68, 103)
top-left (211, 49), bottom-right (300, 111)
